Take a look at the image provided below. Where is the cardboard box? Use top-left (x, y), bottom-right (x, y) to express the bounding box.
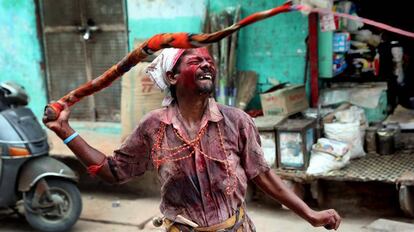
top-left (120, 62), bottom-right (164, 140)
top-left (260, 84), bottom-right (308, 116)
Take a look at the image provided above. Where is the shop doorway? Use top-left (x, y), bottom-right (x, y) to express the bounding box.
top-left (39, 0), bottom-right (128, 122)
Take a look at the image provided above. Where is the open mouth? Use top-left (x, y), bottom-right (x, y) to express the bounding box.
top-left (197, 72), bottom-right (214, 81)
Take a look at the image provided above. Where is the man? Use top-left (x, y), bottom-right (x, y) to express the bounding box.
top-left (44, 47), bottom-right (341, 231)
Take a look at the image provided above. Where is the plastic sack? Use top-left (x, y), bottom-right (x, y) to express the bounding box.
top-left (307, 138), bottom-right (351, 175)
top-left (342, 106), bottom-right (368, 142)
top-left (324, 121), bottom-right (365, 159)
top-left (324, 106), bottom-right (367, 159)
top-left (334, 105), bottom-right (365, 123)
top-left (312, 138), bottom-right (350, 156)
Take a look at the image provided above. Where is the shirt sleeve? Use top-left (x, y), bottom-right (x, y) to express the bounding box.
top-left (239, 116), bottom-right (270, 180)
top-left (108, 123), bottom-right (152, 183)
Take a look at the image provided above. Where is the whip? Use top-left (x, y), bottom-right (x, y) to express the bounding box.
top-left (43, 2), bottom-right (294, 121)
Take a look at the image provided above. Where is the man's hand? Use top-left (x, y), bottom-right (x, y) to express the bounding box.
top-left (42, 102), bottom-right (117, 183)
top-left (308, 209), bottom-right (341, 230)
top-left (43, 102), bottom-right (71, 135)
top-left (253, 171), bottom-right (341, 230)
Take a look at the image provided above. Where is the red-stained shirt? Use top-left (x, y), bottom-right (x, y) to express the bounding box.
top-left (109, 98), bottom-right (270, 231)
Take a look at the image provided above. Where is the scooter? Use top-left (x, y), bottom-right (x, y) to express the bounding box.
top-left (0, 82), bottom-right (82, 232)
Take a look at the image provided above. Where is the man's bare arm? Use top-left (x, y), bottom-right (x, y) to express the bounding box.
top-left (43, 104), bottom-right (117, 183)
top-left (252, 170), bottom-right (341, 230)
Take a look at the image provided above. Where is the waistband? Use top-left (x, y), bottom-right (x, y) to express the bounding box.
top-left (164, 207), bottom-right (245, 232)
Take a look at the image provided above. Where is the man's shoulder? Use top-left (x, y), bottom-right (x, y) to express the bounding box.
top-left (139, 108), bottom-right (166, 126)
top-left (217, 104), bottom-right (252, 121)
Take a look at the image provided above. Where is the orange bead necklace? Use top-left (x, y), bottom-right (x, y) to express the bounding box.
top-left (151, 122), bottom-right (236, 195)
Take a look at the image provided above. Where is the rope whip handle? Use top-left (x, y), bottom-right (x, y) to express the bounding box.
top-left (43, 1), bottom-right (294, 122)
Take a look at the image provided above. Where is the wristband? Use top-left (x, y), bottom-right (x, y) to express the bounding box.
top-left (63, 132), bottom-right (79, 144)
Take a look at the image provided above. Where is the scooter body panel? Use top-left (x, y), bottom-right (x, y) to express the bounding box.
top-left (18, 155), bottom-right (78, 192)
top-left (0, 113), bottom-right (21, 143)
top-left (0, 158), bottom-right (26, 207)
top-left (0, 108), bottom-right (49, 156)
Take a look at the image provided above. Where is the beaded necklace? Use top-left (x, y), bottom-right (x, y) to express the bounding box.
top-left (151, 122), bottom-right (236, 195)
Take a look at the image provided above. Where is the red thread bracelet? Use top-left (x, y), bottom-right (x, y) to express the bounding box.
top-left (87, 158), bottom-right (107, 177)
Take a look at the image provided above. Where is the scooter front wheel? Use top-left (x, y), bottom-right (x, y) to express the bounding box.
top-left (24, 179), bottom-right (82, 232)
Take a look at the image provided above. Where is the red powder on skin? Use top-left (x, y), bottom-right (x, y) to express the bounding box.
top-left (176, 48), bottom-right (215, 91)
top-left (180, 65), bottom-right (199, 89)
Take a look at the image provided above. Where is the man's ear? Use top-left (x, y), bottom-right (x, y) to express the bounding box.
top-left (166, 71), bottom-right (178, 85)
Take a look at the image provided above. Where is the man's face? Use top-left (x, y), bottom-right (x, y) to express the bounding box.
top-left (175, 48), bottom-right (216, 95)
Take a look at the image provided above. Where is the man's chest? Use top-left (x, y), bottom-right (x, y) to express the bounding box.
top-left (151, 122), bottom-right (243, 193)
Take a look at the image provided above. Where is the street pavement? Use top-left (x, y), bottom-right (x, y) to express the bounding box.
top-left (0, 190), bottom-right (390, 232)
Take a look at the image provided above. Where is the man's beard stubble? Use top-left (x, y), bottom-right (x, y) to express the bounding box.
top-left (197, 82), bottom-right (214, 96)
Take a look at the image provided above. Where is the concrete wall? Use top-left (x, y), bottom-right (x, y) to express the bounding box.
top-left (0, 0), bottom-right (47, 120)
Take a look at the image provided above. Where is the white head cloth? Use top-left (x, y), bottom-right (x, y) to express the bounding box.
top-left (146, 48), bottom-right (185, 106)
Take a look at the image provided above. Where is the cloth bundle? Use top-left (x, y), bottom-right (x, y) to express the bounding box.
top-left (146, 48), bottom-right (185, 106)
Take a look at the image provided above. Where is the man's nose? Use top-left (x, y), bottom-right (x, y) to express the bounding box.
top-left (200, 59), bottom-right (211, 68)
top-left (200, 59), bottom-right (214, 71)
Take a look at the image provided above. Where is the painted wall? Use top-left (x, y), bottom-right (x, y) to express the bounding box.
top-left (0, 0), bottom-right (47, 120)
top-left (127, 0), bottom-right (207, 48)
top-left (126, 0), bottom-right (309, 109)
top-left (209, 0), bottom-right (309, 108)
top-left (0, 0), bottom-right (308, 121)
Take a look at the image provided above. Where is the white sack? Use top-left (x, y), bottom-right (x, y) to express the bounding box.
top-left (324, 106), bottom-right (367, 159)
top-left (324, 121), bottom-right (365, 159)
top-left (306, 138), bottom-right (351, 175)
